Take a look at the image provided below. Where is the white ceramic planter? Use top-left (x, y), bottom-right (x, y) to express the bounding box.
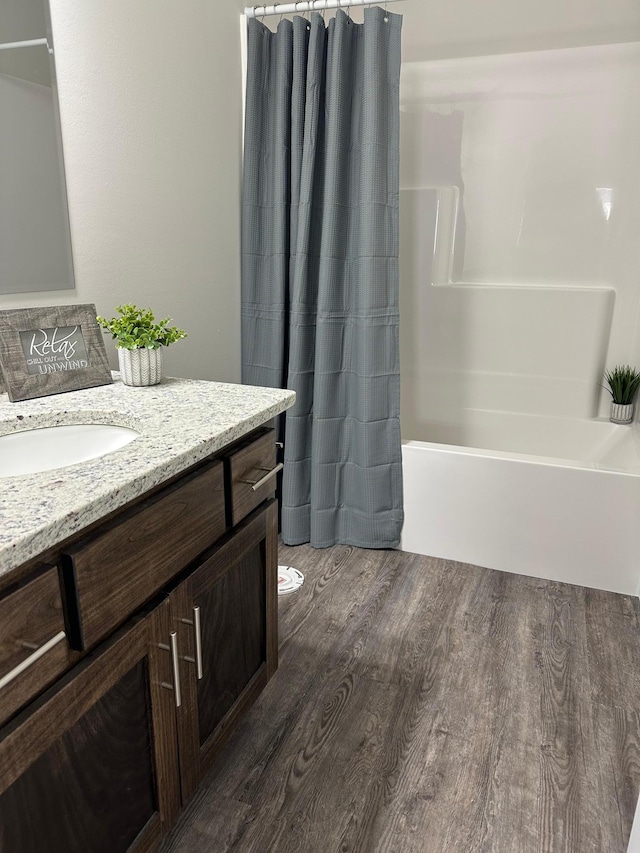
top-left (610, 402), bottom-right (634, 425)
top-left (118, 347), bottom-right (163, 387)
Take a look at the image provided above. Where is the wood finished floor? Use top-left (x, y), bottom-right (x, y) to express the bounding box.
top-left (160, 545), bottom-right (640, 853)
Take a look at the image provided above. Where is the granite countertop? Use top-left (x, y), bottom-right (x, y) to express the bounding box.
top-left (0, 376), bottom-right (295, 576)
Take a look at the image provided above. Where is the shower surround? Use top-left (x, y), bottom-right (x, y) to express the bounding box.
top-left (399, 41), bottom-right (640, 593)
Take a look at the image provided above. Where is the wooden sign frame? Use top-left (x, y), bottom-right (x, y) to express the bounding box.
top-left (0, 304), bottom-right (113, 402)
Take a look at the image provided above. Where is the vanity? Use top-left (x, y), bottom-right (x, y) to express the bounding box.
top-left (0, 377), bottom-right (295, 852)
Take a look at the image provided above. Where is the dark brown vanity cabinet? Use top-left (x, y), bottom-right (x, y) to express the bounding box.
top-left (0, 600), bottom-right (180, 853)
top-left (0, 426), bottom-right (281, 852)
top-left (172, 500), bottom-right (278, 801)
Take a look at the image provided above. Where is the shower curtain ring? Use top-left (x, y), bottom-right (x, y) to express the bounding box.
top-left (295, 0), bottom-right (309, 25)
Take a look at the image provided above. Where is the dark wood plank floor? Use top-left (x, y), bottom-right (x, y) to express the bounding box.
top-left (160, 546), bottom-right (640, 853)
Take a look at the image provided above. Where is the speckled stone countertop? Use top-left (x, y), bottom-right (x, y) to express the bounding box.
top-left (0, 376), bottom-right (295, 577)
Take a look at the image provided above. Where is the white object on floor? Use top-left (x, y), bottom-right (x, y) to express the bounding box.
top-left (278, 566), bottom-right (304, 595)
top-left (628, 794), bottom-right (640, 852)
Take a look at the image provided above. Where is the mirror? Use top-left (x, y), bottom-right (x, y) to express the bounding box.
top-left (0, 0), bottom-right (75, 294)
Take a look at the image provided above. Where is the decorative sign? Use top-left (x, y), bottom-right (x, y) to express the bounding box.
top-left (0, 305), bottom-right (113, 402)
top-left (19, 326), bottom-right (90, 376)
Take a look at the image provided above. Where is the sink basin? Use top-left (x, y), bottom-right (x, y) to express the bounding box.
top-left (0, 423), bottom-right (140, 477)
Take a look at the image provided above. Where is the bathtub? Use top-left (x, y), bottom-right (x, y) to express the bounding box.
top-left (400, 411), bottom-right (640, 595)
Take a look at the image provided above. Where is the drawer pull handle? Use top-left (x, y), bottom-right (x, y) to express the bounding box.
top-left (243, 462), bottom-right (284, 492)
top-left (159, 631), bottom-right (182, 708)
top-left (180, 606), bottom-right (204, 680)
top-left (0, 631), bottom-right (66, 691)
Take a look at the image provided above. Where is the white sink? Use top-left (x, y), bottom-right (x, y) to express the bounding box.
top-left (0, 423), bottom-right (140, 477)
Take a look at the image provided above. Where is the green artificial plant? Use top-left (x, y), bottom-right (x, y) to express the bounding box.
top-left (96, 304), bottom-right (187, 350)
top-left (603, 365), bottom-right (640, 405)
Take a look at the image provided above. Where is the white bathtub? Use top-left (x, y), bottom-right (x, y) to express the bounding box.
top-left (400, 412), bottom-right (640, 595)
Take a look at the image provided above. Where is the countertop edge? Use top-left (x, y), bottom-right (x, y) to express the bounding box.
top-left (1, 386), bottom-right (295, 578)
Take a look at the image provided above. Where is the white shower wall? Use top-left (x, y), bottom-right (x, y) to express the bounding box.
top-left (399, 41), bottom-right (640, 437)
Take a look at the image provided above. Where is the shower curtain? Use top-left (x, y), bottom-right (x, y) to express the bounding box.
top-left (241, 6), bottom-right (403, 549)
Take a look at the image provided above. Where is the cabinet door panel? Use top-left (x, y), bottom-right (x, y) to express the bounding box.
top-left (176, 500), bottom-right (278, 801)
top-left (0, 661), bottom-right (155, 853)
top-left (196, 543), bottom-right (265, 744)
top-left (0, 605), bottom-right (180, 853)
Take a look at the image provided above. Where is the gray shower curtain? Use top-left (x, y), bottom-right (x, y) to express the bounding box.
top-left (241, 6), bottom-right (403, 549)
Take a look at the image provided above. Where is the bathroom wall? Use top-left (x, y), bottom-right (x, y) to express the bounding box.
top-left (6, 0), bottom-right (640, 396)
top-left (348, 0), bottom-right (640, 58)
top-left (392, 2), bottom-right (640, 437)
top-left (1, 0), bottom-right (244, 383)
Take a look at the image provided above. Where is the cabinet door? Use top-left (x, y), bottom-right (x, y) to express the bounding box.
top-left (174, 500), bottom-right (278, 800)
top-left (0, 601), bottom-right (180, 853)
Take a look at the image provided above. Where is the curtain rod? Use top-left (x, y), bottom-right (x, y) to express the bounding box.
top-left (0, 38), bottom-right (50, 53)
top-left (244, 0), bottom-right (403, 19)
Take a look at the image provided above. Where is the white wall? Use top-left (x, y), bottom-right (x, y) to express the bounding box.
top-left (394, 6), bottom-right (640, 437)
top-left (347, 0), bottom-right (640, 60)
top-left (5, 0), bottom-right (640, 397)
top-left (1, 0), bottom-right (244, 384)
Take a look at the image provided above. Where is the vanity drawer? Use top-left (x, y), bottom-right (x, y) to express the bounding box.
top-left (225, 429), bottom-right (279, 526)
top-left (0, 566), bottom-right (71, 726)
top-left (63, 461), bottom-right (226, 650)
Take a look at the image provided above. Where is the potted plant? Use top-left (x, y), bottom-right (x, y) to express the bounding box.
top-left (97, 304), bottom-right (187, 387)
top-left (603, 365), bottom-right (640, 424)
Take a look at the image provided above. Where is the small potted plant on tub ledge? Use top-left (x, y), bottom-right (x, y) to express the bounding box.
top-left (97, 304), bottom-right (187, 387)
top-left (603, 365), bottom-right (640, 424)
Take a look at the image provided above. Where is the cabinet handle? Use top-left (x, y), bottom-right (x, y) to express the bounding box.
top-left (0, 631), bottom-right (66, 692)
top-left (159, 631), bottom-right (182, 708)
top-left (242, 462), bottom-right (284, 492)
top-left (193, 606), bottom-right (204, 680)
top-left (180, 606), bottom-right (204, 680)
